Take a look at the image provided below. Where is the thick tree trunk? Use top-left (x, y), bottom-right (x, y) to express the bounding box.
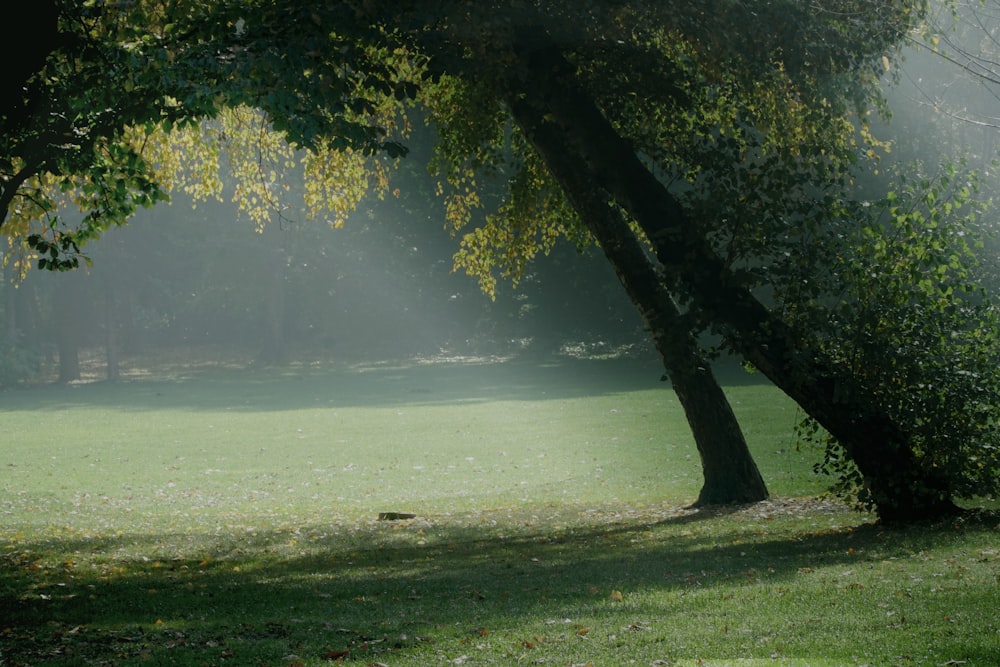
top-left (504, 85), bottom-right (768, 507)
top-left (672, 364), bottom-right (769, 505)
top-left (0, 1), bottom-right (58, 130)
top-left (504, 34), bottom-right (958, 522)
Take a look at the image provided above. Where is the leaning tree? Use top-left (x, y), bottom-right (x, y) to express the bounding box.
top-left (1, 0), bottom-right (770, 508)
top-left (4, 0), bottom-right (1000, 520)
top-left (253, 0), bottom-right (1000, 520)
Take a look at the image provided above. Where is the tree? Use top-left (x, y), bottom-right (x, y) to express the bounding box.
top-left (520, 136), bottom-right (769, 506)
top-left (4, 0), bottom-right (999, 520)
top-left (361, 0), bottom-right (996, 519)
top-left (1, 1), bottom-right (770, 507)
top-left (483, 25), bottom-right (966, 521)
top-left (417, 76), bottom-right (767, 505)
top-left (0, 0), bottom-right (407, 262)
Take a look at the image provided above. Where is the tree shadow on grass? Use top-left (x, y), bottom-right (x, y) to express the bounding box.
top-left (3, 506), bottom-right (997, 666)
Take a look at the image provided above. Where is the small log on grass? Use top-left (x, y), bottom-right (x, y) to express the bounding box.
top-left (378, 512), bottom-right (417, 521)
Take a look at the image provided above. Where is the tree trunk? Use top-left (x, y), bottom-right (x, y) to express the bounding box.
top-left (258, 244), bottom-right (287, 365)
top-left (673, 364), bottom-right (769, 505)
top-left (3, 260), bottom-right (16, 341)
top-left (0, 0), bottom-right (58, 131)
top-left (504, 34), bottom-right (958, 522)
top-left (504, 84), bottom-right (768, 507)
top-left (55, 280), bottom-right (81, 383)
top-left (104, 279), bottom-right (119, 382)
top-left (596, 212), bottom-right (769, 505)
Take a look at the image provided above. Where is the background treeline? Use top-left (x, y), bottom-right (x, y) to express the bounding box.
top-left (0, 151), bottom-right (648, 385)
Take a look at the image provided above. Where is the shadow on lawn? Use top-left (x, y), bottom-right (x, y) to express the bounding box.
top-left (3, 508), bottom-right (996, 665)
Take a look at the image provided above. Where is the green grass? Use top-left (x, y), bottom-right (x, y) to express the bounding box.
top-left (2, 357), bottom-right (997, 666)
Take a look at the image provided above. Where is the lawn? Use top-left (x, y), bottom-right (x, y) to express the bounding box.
top-left (2, 356), bottom-right (997, 666)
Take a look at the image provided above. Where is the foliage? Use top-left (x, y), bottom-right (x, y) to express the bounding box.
top-left (419, 75), bottom-right (588, 298)
top-left (138, 105), bottom-right (390, 231)
top-left (0, 0), bottom-right (415, 267)
top-left (0, 0), bottom-right (924, 292)
top-left (2, 1), bottom-right (212, 266)
top-left (2, 0), bottom-right (919, 277)
top-left (794, 159), bottom-right (1000, 507)
top-left (408, 1), bottom-right (913, 303)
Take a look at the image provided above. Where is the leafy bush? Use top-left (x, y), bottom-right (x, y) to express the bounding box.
top-left (794, 160), bottom-right (1000, 507)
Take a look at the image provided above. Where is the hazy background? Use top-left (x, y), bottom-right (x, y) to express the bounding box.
top-left (0, 139), bottom-right (652, 383)
top-left (4, 7), bottom-right (1000, 385)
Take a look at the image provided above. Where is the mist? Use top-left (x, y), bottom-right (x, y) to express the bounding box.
top-left (5, 0), bottom-right (1000, 386)
top-left (878, 2), bottom-right (1000, 172)
top-left (1, 162), bottom-right (650, 383)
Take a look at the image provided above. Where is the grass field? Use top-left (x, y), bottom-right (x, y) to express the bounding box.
top-left (2, 356), bottom-right (998, 666)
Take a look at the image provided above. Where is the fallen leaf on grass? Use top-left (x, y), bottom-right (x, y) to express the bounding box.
top-left (322, 649), bottom-right (349, 660)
